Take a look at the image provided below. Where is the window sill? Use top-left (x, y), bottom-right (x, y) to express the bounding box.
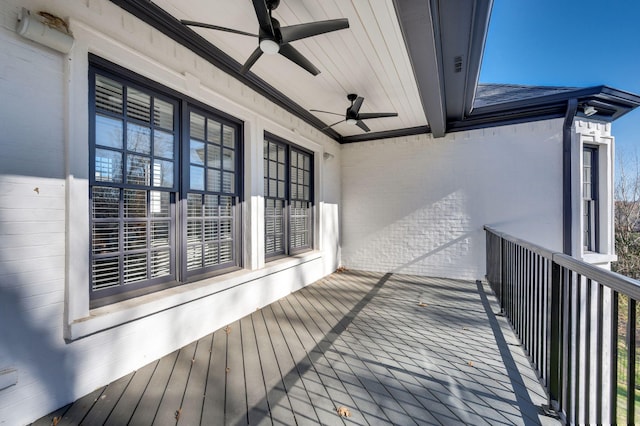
top-left (582, 252), bottom-right (617, 265)
top-left (65, 250), bottom-right (323, 341)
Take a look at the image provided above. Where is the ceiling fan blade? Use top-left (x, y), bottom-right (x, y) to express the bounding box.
top-left (280, 18), bottom-right (349, 43)
top-left (251, 0), bottom-right (275, 35)
top-left (322, 119), bottom-right (345, 130)
top-left (240, 47), bottom-right (264, 74)
top-left (351, 96), bottom-right (365, 114)
top-left (355, 120), bottom-right (370, 132)
top-left (181, 20), bottom-right (258, 37)
top-left (357, 112), bottom-right (398, 120)
top-left (279, 44), bottom-right (320, 75)
top-left (310, 109), bottom-right (343, 117)
top-left (356, 120), bottom-right (371, 132)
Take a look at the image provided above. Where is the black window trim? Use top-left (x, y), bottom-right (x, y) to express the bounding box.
top-left (89, 55), bottom-right (244, 307)
top-left (583, 144), bottom-right (599, 253)
top-left (263, 132), bottom-right (314, 260)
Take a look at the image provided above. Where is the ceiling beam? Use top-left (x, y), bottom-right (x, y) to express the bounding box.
top-left (393, 0), bottom-right (493, 138)
top-left (393, 0), bottom-right (447, 138)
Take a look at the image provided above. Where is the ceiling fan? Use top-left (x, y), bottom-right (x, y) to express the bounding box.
top-left (311, 94), bottom-right (398, 132)
top-left (181, 0), bottom-right (349, 76)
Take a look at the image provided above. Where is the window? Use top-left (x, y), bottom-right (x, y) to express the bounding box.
top-left (89, 61), bottom-right (241, 306)
top-left (583, 146), bottom-right (598, 252)
top-left (264, 135), bottom-right (313, 258)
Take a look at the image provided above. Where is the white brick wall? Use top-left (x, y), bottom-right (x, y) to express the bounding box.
top-left (340, 122), bottom-right (565, 280)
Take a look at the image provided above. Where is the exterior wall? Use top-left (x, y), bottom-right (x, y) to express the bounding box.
top-left (0, 1), bottom-right (341, 424)
top-left (340, 120), bottom-right (565, 280)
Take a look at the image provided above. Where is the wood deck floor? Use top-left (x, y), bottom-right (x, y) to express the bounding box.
top-left (33, 271), bottom-right (558, 425)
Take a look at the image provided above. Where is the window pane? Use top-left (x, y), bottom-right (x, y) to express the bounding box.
top-left (92, 187), bottom-right (120, 218)
top-left (204, 195), bottom-right (218, 216)
top-left (190, 140), bottom-right (205, 165)
top-left (125, 222), bottom-right (147, 250)
top-left (187, 245), bottom-right (202, 270)
top-left (278, 181), bottom-right (285, 199)
top-left (124, 189), bottom-right (147, 217)
top-left (220, 219), bottom-right (232, 240)
top-left (127, 88), bottom-right (151, 122)
top-left (204, 243), bottom-right (218, 266)
top-left (207, 169), bottom-right (221, 192)
top-left (190, 112), bottom-right (205, 140)
top-left (204, 220), bottom-right (218, 241)
top-left (223, 148), bottom-right (234, 171)
top-left (123, 253), bottom-right (147, 283)
top-left (151, 250), bottom-right (171, 278)
top-left (187, 220), bottom-right (203, 244)
top-left (95, 149), bottom-right (123, 183)
top-left (150, 191), bottom-right (170, 217)
top-left (220, 241), bottom-right (233, 263)
top-left (153, 159), bottom-right (174, 188)
top-left (190, 166), bottom-right (204, 190)
top-left (95, 76), bottom-right (123, 114)
top-left (96, 115), bottom-right (123, 149)
top-left (92, 257), bottom-right (120, 290)
top-left (127, 124), bottom-right (151, 154)
top-left (207, 119), bottom-right (222, 144)
top-left (207, 144), bottom-right (221, 168)
top-left (153, 99), bottom-right (174, 130)
top-left (154, 130), bottom-right (174, 159)
top-left (127, 154), bottom-right (151, 185)
top-left (220, 196), bottom-right (232, 216)
top-left (92, 223), bottom-right (119, 254)
top-left (188, 193), bottom-right (202, 217)
top-left (151, 221), bottom-right (170, 246)
top-left (223, 172), bottom-right (234, 193)
top-left (223, 125), bottom-right (235, 147)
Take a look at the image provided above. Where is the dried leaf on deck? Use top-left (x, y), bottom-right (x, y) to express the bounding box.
top-left (175, 408), bottom-right (182, 420)
top-left (52, 416), bottom-right (61, 426)
top-left (468, 361), bottom-right (474, 367)
top-left (336, 406), bottom-right (352, 417)
top-left (336, 266), bottom-right (348, 273)
top-left (225, 367), bottom-right (231, 373)
top-left (418, 302), bottom-right (428, 307)
top-left (224, 326), bottom-right (231, 335)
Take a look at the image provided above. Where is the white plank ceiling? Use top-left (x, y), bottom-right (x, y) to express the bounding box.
top-left (151, 0), bottom-right (427, 137)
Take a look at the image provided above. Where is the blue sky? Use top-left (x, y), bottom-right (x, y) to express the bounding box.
top-left (479, 0), bottom-right (640, 160)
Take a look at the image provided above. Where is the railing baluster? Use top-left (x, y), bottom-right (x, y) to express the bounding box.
top-left (627, 298), bottom-right (636, 422)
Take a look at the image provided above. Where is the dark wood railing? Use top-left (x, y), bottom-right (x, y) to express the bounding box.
top-left (485, 226), bottom-right (640, 425)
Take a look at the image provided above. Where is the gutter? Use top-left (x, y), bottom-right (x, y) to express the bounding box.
top-left (563, 99), bottom-right (578, 255)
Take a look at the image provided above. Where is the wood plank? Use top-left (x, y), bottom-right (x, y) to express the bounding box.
top-left (271, 300), bottom-right (346, 426)
top-left (154, 341), bottom-right (198, 426)
top-left (177, 333), bottom-right (213, 426)
top-left (128, 350), bottom-right (179, 425)
top-left (29, 404), bottom-right (71, 426)
top-left (105, 360), bottom-right (160, 426)
top-left (201, 330), bottom-right (227, 422)
top-left (225, 320), bottom-right (247, 425)
top-left (81, 372), bottom-right (134, 425)
top-left (261, 305), bottom-right (319, 426)
top-left (240, 314), bottom-right (272, 425)
top-left (251, 310), bottom-right (296, 425)
top-left (56, 386), bottom-right (106, 426)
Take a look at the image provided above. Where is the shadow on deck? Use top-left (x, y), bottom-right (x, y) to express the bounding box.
top-left (33, 271), bottom-right (560, 425)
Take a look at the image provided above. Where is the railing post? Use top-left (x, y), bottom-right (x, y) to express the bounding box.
top-left (548, 260), bottom-right (562, 409)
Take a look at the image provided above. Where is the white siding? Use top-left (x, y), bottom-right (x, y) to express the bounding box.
top-left (340, 121), bottom-right (565, 280)
top-left (0, 1), bottom-right (341, 424)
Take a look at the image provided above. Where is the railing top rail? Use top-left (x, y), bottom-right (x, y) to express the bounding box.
top-left (484, 225), bottom-right (555, 259)
top-left (485, 225), bottom-right (640, 300)
top-left (553, 252), bottom-right (640, 300)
